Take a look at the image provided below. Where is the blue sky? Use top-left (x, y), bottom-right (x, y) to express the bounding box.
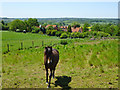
top-left (1, 2), bottom-right (118, 18)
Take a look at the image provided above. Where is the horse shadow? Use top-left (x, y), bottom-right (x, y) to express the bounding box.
top-left (54, 76), bottom-right (72, 89)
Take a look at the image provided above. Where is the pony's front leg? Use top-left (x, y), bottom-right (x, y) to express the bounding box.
top-left (46, 68), bottom-right (48, 84)
top-left (48, 69), bottom-right (52, 88)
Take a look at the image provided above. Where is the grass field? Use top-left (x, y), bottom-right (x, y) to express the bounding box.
top-left (1, 31), bottom-right (119, 88)
top-left (2, 31), bottom-right (60, 53)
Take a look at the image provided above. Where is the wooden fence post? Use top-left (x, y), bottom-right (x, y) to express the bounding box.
top-left (73, 46), bottom-right (75, 58)
top-left (21, 42), bottom-right (23, 50)
top-left (42, 41), bottom-right (44, 46)
top-left (74, 46), bottom-right (75, 58)
top-left (50, 41), bottom-right (52, 46)
top-left (32, 41), bottom-right (34, 47)
top-left (7, 44), bottom-right (10, 52)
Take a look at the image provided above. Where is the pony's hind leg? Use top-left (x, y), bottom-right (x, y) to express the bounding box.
top-left (53, 68), bottom-right (55, 79)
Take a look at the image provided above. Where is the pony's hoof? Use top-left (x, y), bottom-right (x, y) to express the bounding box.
top-left (53, 76), bottom-right (55, 79)
top-left (46, 82), bottom-right (48, 84)
top-left (47, 86), bottom-right (50, 88)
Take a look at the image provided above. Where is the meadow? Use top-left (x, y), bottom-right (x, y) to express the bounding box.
top-left (2, 31), bottom-right (60, 54)
top-left (1, 31), bottom-right (119, 88)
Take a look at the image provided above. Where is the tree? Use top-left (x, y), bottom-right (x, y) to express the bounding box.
top-left (71, 22), bottom-right (80, 27)
top-left (27, 18), bottom-right (39, 32)
top-left (47, 26), bottom-right (54, 30)
top-left (83, 22), bottom-right (90, 32)
top-left (91, 24), bottom-right (101, 31)
top-left (31, 26), bottom-right (40, 33)
top-left (41, 26), bottom-right (46, 34)
top-left (8, 19), bottom-right (25, 31)
top-left (2, 24), bottom-right (9, 30)
top-left (108, 25), bottom-right (118, 36)
top-left (58, 22), bottom-right (62, 26)
top-left (1, 20), bottom-right (9, 30)
top-left (67, 25), bottom-right (72, 32)
top-left (1, 20), bottom-right (5, 25)
top-left (24, 20), bottom-right (29, 31)
top-left (100, 24), bottom-right (108, 33)
top-left (117, 23), bottom-right (120, 36)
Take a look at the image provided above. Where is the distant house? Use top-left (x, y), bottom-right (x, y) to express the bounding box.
top-left (45, 24), bottom-right (50, 28)
top-left (71, 27), bottom-right (83, 33)
top-left (45, 25), bottom-right (58, 30)
top-left (60, 26), bottom-right (68, 32)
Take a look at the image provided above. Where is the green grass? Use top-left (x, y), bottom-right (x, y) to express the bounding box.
top-left (2, 31), bottom-right (59, 53)
top-left (2, 31), bottom-right (118, 88)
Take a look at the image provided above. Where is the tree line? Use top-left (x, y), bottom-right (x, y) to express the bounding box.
top-left (0, 18), bottom-right (120, 39)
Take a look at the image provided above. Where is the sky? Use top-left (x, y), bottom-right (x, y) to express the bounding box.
top-left (0, 1), bottom-right (119, 18)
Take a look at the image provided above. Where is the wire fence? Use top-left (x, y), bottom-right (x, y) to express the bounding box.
top-left (2, 39), bottom-right (60, 54)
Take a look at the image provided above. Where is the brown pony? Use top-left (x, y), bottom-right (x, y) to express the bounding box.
top-left (44, 46), bottom-right (59, 88)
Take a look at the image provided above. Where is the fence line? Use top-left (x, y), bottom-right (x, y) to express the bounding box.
top-left (3, 40), bottom-right (60, 54)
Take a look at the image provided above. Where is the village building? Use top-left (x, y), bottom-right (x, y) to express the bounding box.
top-left (45, 24), bottom-right (83, 33)
top-left (45, 25), bottom-right (58, 30)
top-left (60, 26), bottom-right (68, 32)
top-left (71, 27), bottom-right (83, 33)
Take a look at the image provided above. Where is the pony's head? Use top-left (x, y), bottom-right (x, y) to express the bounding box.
top-left (45, 46), bottom-right (52, 56)
top-left (44, 46), bottom-right (52, 64)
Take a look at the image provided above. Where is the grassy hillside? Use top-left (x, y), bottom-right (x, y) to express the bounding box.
top-left (2, 31), bottom-right (118, 88)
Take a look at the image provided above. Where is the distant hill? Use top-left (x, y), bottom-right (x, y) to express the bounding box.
top-left (0, 17), bottom-right (118, 25)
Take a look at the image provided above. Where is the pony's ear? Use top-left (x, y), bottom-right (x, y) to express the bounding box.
top-left (50, 46), bottom-right (52, 51)
top-left (45, 47), bottom-right (48, 51)
top-left (44, 47), bottom-right (48, 54)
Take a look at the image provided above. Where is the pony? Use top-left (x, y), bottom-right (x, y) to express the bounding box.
top-left (44, 46), bottom-right (59, 88)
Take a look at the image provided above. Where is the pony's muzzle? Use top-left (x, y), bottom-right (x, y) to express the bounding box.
top-left (48, 58), bottom-right (52, 64)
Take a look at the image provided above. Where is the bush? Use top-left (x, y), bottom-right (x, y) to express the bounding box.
top-left (59, 31), bottom-right (110, 39)
top-left (83, 31), bottom-right (110, 38)
top-left (39, 31), bottom-right (43, 34)
top-left (46, 30), bottom-right (57, 36)
top-left (31, 26), bottom-right (40, 33)
top-left (67, 32), bottom-right (71, 38)
top-left (96, 31), bottom-right (110, 38)
top-left (46, 30), bottom-right (51, 36)
top-left (60, 33), bottom-right (68, 39)
top-left (55, 31), bottom-right (62, 37)
top-left (78, 33), bottom-right (84, 38)
top-left (2, 25), bottom-right (9, 30)
top-left (71, 32), bottom-right (76, 38)
top-left (51, 30), bottom-right (57, 36)
top-left (83, 32), bottom-right (88, 38)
